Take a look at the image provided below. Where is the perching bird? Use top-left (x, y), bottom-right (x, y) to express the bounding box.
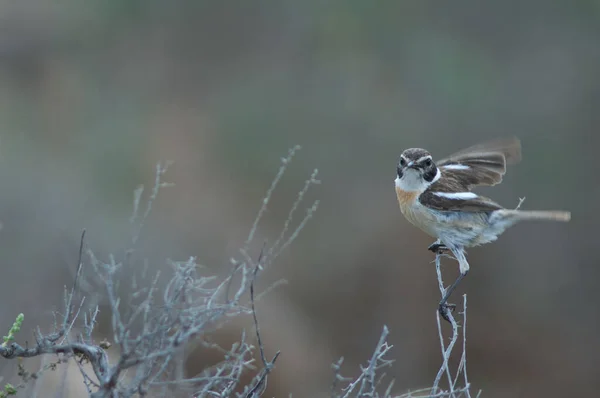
top-left (394, 137), bottom-right (570, 320)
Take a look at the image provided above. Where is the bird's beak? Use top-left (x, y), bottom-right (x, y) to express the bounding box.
top-left (407, 161), bottom-right (419, 169)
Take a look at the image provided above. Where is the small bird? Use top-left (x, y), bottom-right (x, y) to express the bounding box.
top-left (394, 137), bottom-right (570, 320)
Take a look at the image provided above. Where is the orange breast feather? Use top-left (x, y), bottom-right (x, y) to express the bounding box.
top-left (395, 186), bottom-right (437, 237)
top-left (395, 187), bottom-right (419, 210)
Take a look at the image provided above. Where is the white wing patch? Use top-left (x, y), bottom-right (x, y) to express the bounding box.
top-left (442, 164), bottom-right (470, 170)
top-left (433, 192), bottom-right (478, 200)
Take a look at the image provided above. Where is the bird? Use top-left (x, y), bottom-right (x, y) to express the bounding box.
top-left (394, 137), bottom-right (570, 321)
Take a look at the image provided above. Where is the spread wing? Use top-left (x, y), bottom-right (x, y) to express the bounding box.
top-left (435, 137), bottom-right (521, 190)
top-left (419, 190), bottom-right (503, 213)
top-left (420, 137), bottom-right (521, 213)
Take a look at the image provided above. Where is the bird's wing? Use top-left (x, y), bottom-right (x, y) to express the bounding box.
top-left (419, 190), bottom-right (504, 213)
top-left (436, 137), bottom-right (521, 189)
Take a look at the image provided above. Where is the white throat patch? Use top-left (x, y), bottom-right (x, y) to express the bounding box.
top-left (395, 167), bottom-right (440, 192)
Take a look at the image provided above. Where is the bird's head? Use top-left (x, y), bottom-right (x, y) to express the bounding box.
top-left (396, 148), bottom-right (440, 192)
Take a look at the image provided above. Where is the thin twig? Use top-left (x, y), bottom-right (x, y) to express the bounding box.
top-left (452, 295), bottom-right (471, 398)
top-left (73, 229), bottom-right (86, 294)
top-left (245, 145), bottom-right (301, 247)
top-left (268, 168), bottom-right (320, 258)
top-left (515, 197), bottom-right (526, 210)
top-left (244, 243), bottom-right (282, 397)
top-left (431, 252), bottom-right (472, 398)
top-left (432, 254), bottom-right (458, 395)
top-left (338, 325), bottom-right (393, 398)
top-left (251, 243), bottom-right (268, 367)
top-left (330, 357), bottom-right (351, 398)
top-left (65, 229), bottom-right (86, 330)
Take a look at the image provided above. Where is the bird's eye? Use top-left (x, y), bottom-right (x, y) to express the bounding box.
top-left (423, 158), bottom-right (432, 167)
top-left (399, 158), bottom-right (406, 167)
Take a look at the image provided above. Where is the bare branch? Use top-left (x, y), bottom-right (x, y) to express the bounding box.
top-left (331, 325), bottom-right (394, 398)
top-left (244, 244), bottom-right (281, 398)
top-left (245, 145), bottom-right (301, 247)
top-left (0, 147), bottom-right (318, 398)
top-left (430, 253), bottom-right (477, 398)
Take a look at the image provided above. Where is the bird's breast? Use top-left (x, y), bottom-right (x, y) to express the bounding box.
top-left (395, 186), bottom-right (419, 209)
top-left (395, 186), bottom-right (438, 237)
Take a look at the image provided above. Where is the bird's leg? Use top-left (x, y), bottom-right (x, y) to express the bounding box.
top-left (438, 271), bottom-right (467, 322)
top-left (438, 244), bottom-right (470, 323)
top-left (428, 239), bottom-right (449, 254)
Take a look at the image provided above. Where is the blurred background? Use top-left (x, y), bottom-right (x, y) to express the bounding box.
top-left (0, 1), bottom-right (596, 397)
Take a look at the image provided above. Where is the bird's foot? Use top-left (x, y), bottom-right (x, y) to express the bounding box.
top-left (438, 302), bottom-right (457, 323)
top-left (428, 242), bottom-right (449, 254)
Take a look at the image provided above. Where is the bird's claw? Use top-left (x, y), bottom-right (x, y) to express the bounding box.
top-left (438, 302), bottom-right (456, 323)
top-left (428, 242), bottom-right (449, 254)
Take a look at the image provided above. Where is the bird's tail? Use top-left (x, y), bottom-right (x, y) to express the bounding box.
top-left (493, 209), bottom-right (571, 222)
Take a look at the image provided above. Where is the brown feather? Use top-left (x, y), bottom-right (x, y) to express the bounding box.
top-left (419, 191), bottom-right (503, 213)
top-left (437, 137), bottom-right (522, 166)
top-left (432, 168), bottom-right (500, 192)
top-left (435, 137), bottom-right (521, 189)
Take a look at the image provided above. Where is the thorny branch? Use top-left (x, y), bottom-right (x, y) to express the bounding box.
top-left (327, 252), bottom-right (483, 398)
top-left (0, 148), bottom-right (320, 397)
top-left (331, 326), bottom-right (395, 398)
top-left (242, 245), bottom-right (281, 398)
top-left (429, 252), bottom-right (478, 398)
